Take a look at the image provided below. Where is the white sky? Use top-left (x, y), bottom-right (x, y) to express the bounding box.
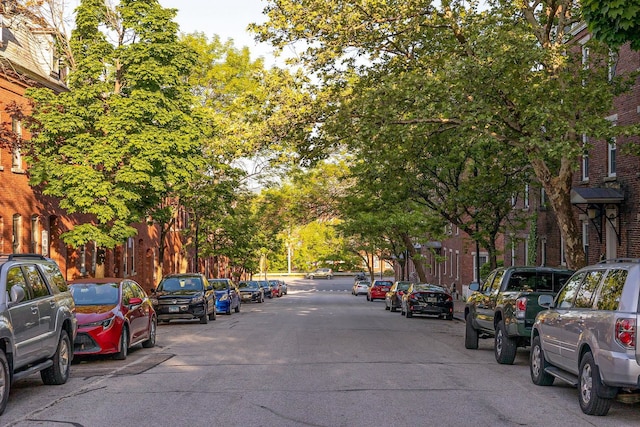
top-left (159, 0), bottom-right (278, 65)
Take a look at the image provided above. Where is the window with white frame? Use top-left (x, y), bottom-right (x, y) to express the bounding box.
top-left (473, 253), bottom-right (488, 282)
top-left (11, 118), bottom-right (22, 172)
top-left (449, 249), bottom-right (453, 277)
top-left (560, 235), bottom-right (566, 266)
top-left (30, 215), bottom-right (39, 253)
top-left (540, 187), bottom-right (546, 208)
top-left (455, 251), bottom-right (459, 279)
top-left (608, 50), bottom-right (618, 82)
top-left (524, 184), bottom-right (529, 209)
top-left (581, 37), bottom-right (590, 87)
top-left (12, 214), bottom-right (21, 253)
top-left (582, 134), bottom-right (589, 181)
top-left (443, 248), bottom-right (447, 275)
top-left (582, 220), bottom-right (589, 255)
top-left (511, 239), bottom-right (516, 266)
top-left (608, 137), bottom-right (617, 177)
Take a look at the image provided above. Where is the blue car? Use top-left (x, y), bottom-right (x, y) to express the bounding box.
top-left (208, 278), bottom-right (241, 315)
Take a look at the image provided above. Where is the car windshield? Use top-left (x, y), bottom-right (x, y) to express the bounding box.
top-left (239, 281), bottom-right (258, 289)
top-left (209, 280), bottom-right (229, 291)
top-left (158, 277), bottom-right (203, 292)
top-left (397, 282), bottom-right (411, 291)
top-left (70, 283), bottom-right (119, 305)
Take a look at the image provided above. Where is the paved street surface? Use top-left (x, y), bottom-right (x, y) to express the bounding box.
top-left (2, 276), bottom-right (639, 426)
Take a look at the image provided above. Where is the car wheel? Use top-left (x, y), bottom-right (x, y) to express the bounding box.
top-left (579, 352), bottom-right (614, 416)
top-left (464, 313), bottom-right (479, 349)
top-left (113, 327), bottom-right (129, 360)
top-left (226, 305), bottom-right (232, 315)
top-left (445, 314), bottom-right (453, 321)
top-left (309, 275), bottom-right (314, 280)
top-left (328, 275), bottom-right (333, 279)
top-left (142, 317), bottom-right (157, 348)
top-left (495, 320), bottom-right (517, 365)
top-left (406, 308), bottom-right (413, 318)
top-left (41, 330), bottom-right (71, 385)
top-left (400, 304), bottom-right (405, 315)
top-left (200, 304), bottom-right (210, 324)
top-left (391, 304), bottom-right (397, 312)
top-left (385, 303), bottom-right (390, 310)
top-left (530, 336), bottom-right (554, 386)
top-left (0, 350), bottom-right (10, 415)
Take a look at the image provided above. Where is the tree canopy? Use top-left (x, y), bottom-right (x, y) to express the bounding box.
top-left (582, 0), bottom-right (640, 50)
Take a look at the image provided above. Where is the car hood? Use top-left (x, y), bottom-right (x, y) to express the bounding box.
top-left (155, 290), bottom-right (203, 298)
top-left (239, 287), bottom-right (259, 292)
top-left (75, 305), bottom-right (118, 322)
top-left (214, 290), bottom-right (229, 296)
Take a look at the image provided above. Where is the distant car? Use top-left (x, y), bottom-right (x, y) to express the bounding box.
top-left (367, 280), bottom-right (393, 301)
top-left (151, 274), bottom-right (216, 324)
top-left (279, 280), bottom-right (288, 295)
top-left (385, 281), bottom-right (412, 312)
top-left (269, 280), bottom-right (284, 297)
top-left (238, 281), bottom-right (264, 303)
top-left (401, 283), bottom-right (453, 320)
top-left (208, 278), bottom-right (241, 315)
top-left (354, 272), bottom-right (366, 282)
top-left (258, 280), bottom-right (274, 298)
top-left (70, 278), bottom-right (156, 360)
top-left (352, 280), bottom-right (370, 296)
top-left (306, 268), bottom-right (333, 279)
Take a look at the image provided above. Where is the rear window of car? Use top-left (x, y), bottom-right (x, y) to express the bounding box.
top-left (506, 271), bottom-right (571, 292)
top-left (595, 269), bottom-right (627, 311)
top-left (375, 281), bottom-right (392, 287)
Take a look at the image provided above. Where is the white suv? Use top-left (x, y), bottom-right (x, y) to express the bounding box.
top-left (530, 258), bottom-right (640, 416)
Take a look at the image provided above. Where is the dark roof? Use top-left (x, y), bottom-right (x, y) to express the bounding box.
top-left (571, 187), bottom-right (624, 204)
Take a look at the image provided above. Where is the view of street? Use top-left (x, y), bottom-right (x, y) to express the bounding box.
top-left (2, 276), bottom-right (638, 426)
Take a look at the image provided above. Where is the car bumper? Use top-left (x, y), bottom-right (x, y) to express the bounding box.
top-left (408, 303), bottom-right (453, 316)
top-left (156, 303), bottom-right (206, 320)
top-left (73, 326), bottom-right (121, 355)
top-left (240, 293), bottom-right (260, 302)
top-left (215, 300), bottom-right (231, 313)
top-left (596, 349), bottom-right (640, 388)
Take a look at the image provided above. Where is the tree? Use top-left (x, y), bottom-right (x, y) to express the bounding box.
top-left (582, 0), bottom-right (640, 50)
top-left (254, 0), bottom-right (637, 270)
top-left (25, 0), bottom-right (202, 251)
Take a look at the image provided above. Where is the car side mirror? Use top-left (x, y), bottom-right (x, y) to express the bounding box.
top-left (128, 297), bottom-right (143, 306)
top-left (9, 285), bottom-right (25, 306)
top-left (206, 285), bottom-right (213, 291)
top-left (538, 294), bottom-right (554, 309)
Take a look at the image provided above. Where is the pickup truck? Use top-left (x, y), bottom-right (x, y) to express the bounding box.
top-left (464, 266), bottom-right (573, 364)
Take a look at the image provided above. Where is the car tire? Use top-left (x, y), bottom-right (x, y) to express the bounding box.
top-left (309, 275), bottom-right (314, 280)
top-left (226, 305), bottom-right (232, 315)
top-left (385, 304), bottom-right (390, 310)
top-left (0, 350), bottom-right (10, 415)
top-left (530, 336), bottom-right (554, 386)
top-left (142, 317), bottom-right (157, 348)
top-left (464, 313), bottom-right (479, 349)
top-left (579, 352), bottom-right (614, 416)
top-left (406, 308), bottom-right (413, 318)
top-left (400, 304), bottom-right (405, 316)
top-left (200, 304), bottom-right (209, 324)
top-left (495, 320), bottom-right (517, 365)
top-left (113, 327), bottom-right (129, 360)
top-left (41, 330), bottom-right (71, 385)
top-left (445, 314), bottom-right (453, 321)
top-left (391, 305), bottom-right (397, 312)
top-left (328, 275), bottom-right (333, 279)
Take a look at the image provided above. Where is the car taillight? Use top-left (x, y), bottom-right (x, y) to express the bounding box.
top-left (615, 318), bottom-right (636, 349)
top-left (445, 294), bottom-right (453, 302)
top-left (398, 291), bottom-right (404, 296)
top-left (409, 293), bottom-right (419, 301)
top-left (515, 297), bottom-right (527, 319)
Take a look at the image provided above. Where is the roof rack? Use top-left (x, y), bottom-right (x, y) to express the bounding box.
top-left (1, 254), bottom-right (48, 261)
top-left (597, 258), bottom-right (640, 264)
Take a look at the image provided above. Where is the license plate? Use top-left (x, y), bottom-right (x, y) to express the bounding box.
top-left (169, 306), bottom-right (179, 313)
top-left (426, 297), bottom-right (437, 303)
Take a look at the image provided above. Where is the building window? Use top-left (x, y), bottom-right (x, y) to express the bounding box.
top-left (560, 235), bottom-right (566, 266)
top-left (11, 118), bottom-right (23, 172)
top-left (12, 214), bottom-right (21, 253)
top-left (443, 247), bottom-right (447, 275)
top-left (540, 187), bottom-right (546, 208)
top-left (30, 215), bottom-right (39, 253)
top-left (511, 239), bottom-right (516, 267)
top-left (124, 237), bottom-right (135, 276)
top-left (608, 137), bottom-right (617, 177)
top-left (455, 251), bottom-right (459, 280)
top-left (608, 50), bottom-right (618, 82)
top-left (581, 134), bottom-right (589, 181)
top-left (524, 184), bottom-right (529, 209)
top-left (582, 220), bottom-right (589, 261)
top-left (449, 249), bottom-right (453, 277)
top-left (0, 217), bottom-right (3, 252)
top-left (473, 253), bottom-right (488, 282)
top-left (80, 245), bottom-right (87, 275)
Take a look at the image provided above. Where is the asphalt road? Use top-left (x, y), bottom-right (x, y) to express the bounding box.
top-left (2, 276), bottom-right (639, 426)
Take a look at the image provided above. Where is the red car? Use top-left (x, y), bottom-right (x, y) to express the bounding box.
top-left (367, 280), bottom-right (393, 301)
top-left (70, 278), bottom-right (157, 360)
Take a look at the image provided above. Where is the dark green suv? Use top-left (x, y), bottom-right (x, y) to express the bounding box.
top-left (0, 254), bottom-right (77, 415)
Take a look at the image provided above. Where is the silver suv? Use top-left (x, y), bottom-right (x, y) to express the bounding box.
top-left (0, 254), bottom-right (77, 415)
top-left (306, 268), bottom-right (333, 279)
top-left (530, 258), bottom-right (640, 416)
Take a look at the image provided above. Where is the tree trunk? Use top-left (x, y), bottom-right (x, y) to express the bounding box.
top-left (401, 232), bottom-right (428, 283)
top-left (531, 157), bottom-right (586, 270)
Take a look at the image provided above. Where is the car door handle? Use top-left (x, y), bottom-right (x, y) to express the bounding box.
top-left (50, 301), bottom-right (56, 308)
top-left (31, 306), bottom-right (38, 314)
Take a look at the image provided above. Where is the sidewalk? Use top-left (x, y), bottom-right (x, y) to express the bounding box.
top-left (453, 298), bottom-right (466, 321)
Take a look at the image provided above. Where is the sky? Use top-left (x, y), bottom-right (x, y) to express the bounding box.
top-left (159, 0), bottom-right (278, 65)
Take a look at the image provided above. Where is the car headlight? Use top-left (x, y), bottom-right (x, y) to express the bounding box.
top-left (191, 294), bottom-right (204, 304)
top-left (81, 316), bottom-right (115, 329)
top-left (218, 294), bottom-right (229, 301)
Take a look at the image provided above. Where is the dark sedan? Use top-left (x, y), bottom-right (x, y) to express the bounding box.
top-left (258, 280), bottom-right (274, 299)
top-left (70, 278), bottom-right (157, 360)
top-left (151, 274), bottom-right (216, 324)
top-left (238, 281), bottom-right (265, 303)
top-left (385, 281), bottom-right (412, 312)
top-left (401, 283), bottom-right (454, 320)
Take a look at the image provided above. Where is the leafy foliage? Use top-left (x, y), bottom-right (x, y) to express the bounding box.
top-left (582, 0), bottom-right (640, 50)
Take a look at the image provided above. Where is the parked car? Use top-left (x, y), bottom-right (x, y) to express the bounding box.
top-left (305, 268), bottom-right (333, 279)
top-left (268, 280), bottom-right (283, 297)
top-left (208, 278), bottom-right (241, 315)
top-left (367, 280), bottom-right (393, 301)
top-left (385, 281), bottom-right (412, 312)
top-left (258, 280), bottom-right (274, 299)
top-left (279, 280), bottom-right (288, 295)
top-left (401, 283), bottom-right (453, 320)
top-left (0, 254), bottom-right (77, 415)
top-left (354, 272), bottom-right (366, 282)
top-left (464, 266), bottom-right (573, 364)
top-left (151, 274), bottom-right (216, 324)
top-left (530, 259), bottom-right (640, 416)
top-left (238, 280), bottom-right (265, 303)
top-left (70, 278), bottom-right (156, 360)
top-left (352, 280), bottom-right (370, 296)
